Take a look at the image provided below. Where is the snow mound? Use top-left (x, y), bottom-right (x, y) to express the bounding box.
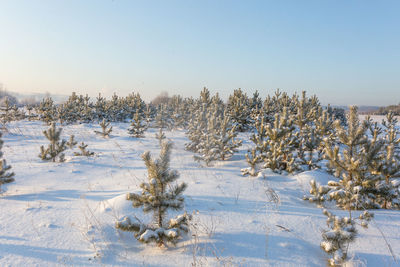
top-left (294, 169), bottom-right (337, 192)
top-left (97, 193), bottom-right (138, 216)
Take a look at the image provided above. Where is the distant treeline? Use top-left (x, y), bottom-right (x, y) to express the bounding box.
top-left (374, 104), bottom-right (400, 115)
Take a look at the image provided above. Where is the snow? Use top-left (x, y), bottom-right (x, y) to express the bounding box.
top-left (0, 120), bottom-right (399, 266)
top-left (140, 229), bottom-right (157, 242)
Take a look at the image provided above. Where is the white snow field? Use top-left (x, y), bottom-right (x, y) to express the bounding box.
top-left (1, 120), bottom-right (399, 266)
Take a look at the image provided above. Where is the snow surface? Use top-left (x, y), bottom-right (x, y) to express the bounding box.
top-left (0, 120), bottom-right (399, 266)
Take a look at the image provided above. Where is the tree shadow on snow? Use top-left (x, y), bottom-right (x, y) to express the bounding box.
top-left (5, 189), bottom-right (124, 203)
top-left (0, 243), bottom-right (90, 265)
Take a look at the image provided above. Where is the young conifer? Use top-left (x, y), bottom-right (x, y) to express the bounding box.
top-left (323, 106), bottom-right (384, 210)
top-left (262, 107), bottom-right (298, 173)
top-left (213, 112), bottom-right (242, 161)
top-left (0, 97), bottom-right (13, 130)
top-left (0, 132), bottom-right (15, 190)
top-left (66, 135), bottom-right (78, 149)
top-left (320, 209), bottom-right (373, 266)
top-left (94, 119), bottom-right (112, 138)
top-left (374, 112), bottom-right (400, 208)
top-left (226, 89), bottom-right (251, 132)
top-left (241, 147), bottom-right (262, 176)
top-left (36, 97), bottom-right (56, 125)
top-left (128, 109), bottom-right (147, 138)
top-left (74, 142), bottom-right (94, 157)
top-left (155, 128), bottom-right (166, 145)
top-left (39, 122), bottom-right (67, 162)
top-left (299, 108), bottom-right (335, 170)
top-left (116, 141), bottom-right (191, 246)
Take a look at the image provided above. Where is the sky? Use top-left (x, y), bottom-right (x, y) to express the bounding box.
top-left (0, 0), bottom-right (399, 106)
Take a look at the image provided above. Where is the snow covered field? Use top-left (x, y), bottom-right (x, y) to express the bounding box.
top-left (1, 120), bottom-right (399, 266)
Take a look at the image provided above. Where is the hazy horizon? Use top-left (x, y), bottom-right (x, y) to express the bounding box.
top-left (0, 0), bottom-right (399, 106)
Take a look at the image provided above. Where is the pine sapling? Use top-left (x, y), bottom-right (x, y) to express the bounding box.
top-left (66, 135), bottom-right (78, 149)
top-left (116, 141), bottom-right (191, 246)
top-left (241, 148), bottom-right (262, 176)
top-left (323, 106), bottom-right (384, 210)
top-left (0, 132), bottom-right (15, 190)
top-left (374, 112), bottom-right (400, 208)
top-left (74, 142), bottom-right (94, 157)
top-left (0, 97), bottom-right (13, 130)
top-left (302, 179), bottom-right (331, 206)
top-left (128, 109), bottom-right (147, 138)
top-left (94, 119), bottom-right (112, 137)
top-left (263, 107), bottom-right (298, 173)
top-left (155, 128), bottom-right (166, 145)
top-left (213, 112), bottom-right (242, 161)
top-left (39, 122), bottom-right (67, 162)
top-left (320, 209), bottom-right (373, 266)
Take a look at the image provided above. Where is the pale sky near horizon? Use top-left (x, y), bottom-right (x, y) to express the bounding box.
top-left (0, 0), bottom-right (399, 106)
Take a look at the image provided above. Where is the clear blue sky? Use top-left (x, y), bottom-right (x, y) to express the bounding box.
top-left (0, 0), bottom-right (399, 106)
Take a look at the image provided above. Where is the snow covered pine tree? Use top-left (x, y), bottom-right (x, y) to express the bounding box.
top-left (94, 119), bottom-right (112, 138)
top-left (0, 132), bottom-right (15, 190)
top-left (74, 142), bottom-right (94, 157)
top-left (39, 122), bottom-right (68, 162)
top-left (128, 109), bottom-right (147, 138)
top-left (116, 141), bottom-right (191, 246)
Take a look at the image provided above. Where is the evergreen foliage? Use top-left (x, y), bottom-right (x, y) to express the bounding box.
top-left (94, 119), bottom-right (112, 138)
top-left (298, 107), bottom-right (335, 170)
top-left (185, 89), bottom-right (210, 152)
top-left (169, 95), bottom-right (190, 129)
top-left (154, 104), bottom-right (172, 130)
top-left (36, 97), bottom-right (56, 125)
top-left (261, 107), bottom-right (298, 173)
top-left (128, 110), bottom-right (147, 138)
top-left (322, 106), bottom-right (384, 209)
top-left (213, 111), bottom-right (242, 161)
top-left (39, 122), bottom-right (67, 162)
top-left (74, 142), bottom-right (94, 157)
top-left (186, 90), bottom-right (241, 166)
top-left (241, 147), bottom-right (262, 176)
top-left (226, 88), bottom-right (251, 132)
top-left (155, 128), bottom-right (166, 145)
top-left (0, 97), bottom-right (13, 129)
top-left (66, 135), bottom-right (78, 149)
top-left (373, 112), bottom-right (400, 208)
top-left (115, 141), bottom-right (191, 246)
top-left (320, 209), bottom-right (373, 266)
top-left (0, 132), bottom-right (15, 190)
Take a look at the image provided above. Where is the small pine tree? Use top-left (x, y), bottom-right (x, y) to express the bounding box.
top-left (155, 104), bottom-right (173, 130)
top-left (155, 128), bottom-right (166, 145)
top-left (193, 134), bottom-right (217, 166)
top-left (323, 106), bottom-right (384, 210)
top-left (144, 104), bottom-right (154, 127)
top-left (374, 112), bottom-right (400, 209)
top-left (262, 107), bottom-right (298, 173)
top-left (226, 89), bottom-right (251, 132)
top-left (26, 104), bottom-right (36, 121)
top-left (0, 132), bottom-right (15, 190)
top-left (116, 141), bottom-right (191, 246)
top-left (66, 135), bottom-right (78, 149)
top-left (36, 97), bottom-right (56, 125)
top-left (320, 209), bottom-right (373, 266)
top-left (94, 119), bottom-right (112, 138)
top-left (0, 97), bottom-right (13, 130)
top-left (39, 122), bottom-right (67, 162)
top-left (303, 179), bottom-right (331, 206)
top-left (298, 108), bottom-right (335, 170)
top-left (128, 110), bottom-right (147, 138)
top-left (74, 142), bottom-right (94, 157)
top-left (241, 147), bottom-right (262, 176)
top-left (213, 112), bottom-right (242, 161)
